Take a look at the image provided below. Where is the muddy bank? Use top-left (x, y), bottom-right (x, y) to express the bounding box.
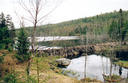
top-left (36, 42), bottom-right (128, 59)
top-left (42, 45), bottom-right (95, 59)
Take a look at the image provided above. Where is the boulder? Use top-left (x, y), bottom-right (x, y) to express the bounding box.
top-left (56, 58), bottom-right (71, 67)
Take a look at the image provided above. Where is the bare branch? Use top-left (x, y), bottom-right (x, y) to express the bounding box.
top-left (37, 6), bottom-right (57, 23)
top-left (37, 0), bottom-right (63, 23)
top-left (38, 0), bottom-right (47, 12)
top-left (38, 17), bottom-right (48, 25)
top-left (29, 0), bottom-right (36, 12)
top-left (18, 0), bottom-right (62, 51)
top-left (19, 0), bottom-right (35, 20)
top-left (24, 17), bottom-right (34, 24)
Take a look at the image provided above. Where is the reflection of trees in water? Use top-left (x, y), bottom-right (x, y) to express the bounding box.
top-left (84, 32), bottom-right (88, 78)
top-left (127, 71), bottom-right (128, 78)
top-left (38, 39), bottom-right (85, 47)
top-left (119, 66), bottom-right (122, 76)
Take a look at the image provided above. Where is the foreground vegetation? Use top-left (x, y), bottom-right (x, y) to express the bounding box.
top-left (0, 50), bottom-right (75, 83)
top-left (115, 61), bottom-right (128, 69)
top-left (0, 50), bottom-right (103, 83)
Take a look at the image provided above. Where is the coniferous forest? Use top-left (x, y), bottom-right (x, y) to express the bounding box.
top-left (21, 10), bottom-right (128, 44)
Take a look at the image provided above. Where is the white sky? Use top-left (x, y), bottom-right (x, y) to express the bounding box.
top-left (0, 0), bottom-right (128, 28)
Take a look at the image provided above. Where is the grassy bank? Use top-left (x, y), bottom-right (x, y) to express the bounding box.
top-left (15, 56), bottom-right (81, 83)
top-left (115, 61), bottom-right (128, 69)
top-left (0, 50), bottom-right (102, 83)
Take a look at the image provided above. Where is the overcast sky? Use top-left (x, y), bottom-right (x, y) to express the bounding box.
top-left (0, 0), bottom-right (128, 28)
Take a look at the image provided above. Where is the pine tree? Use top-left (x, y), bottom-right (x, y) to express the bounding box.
top-left (108, 20), bottom-right (120, 41)
top-left (16, 28), bottom-right (30, 62)
top-left (6, 15), bottom-right (16, 50)
top-left (0, 13), bottom-right (10, 49)
top-left (6, 14), bottom-right (16, 50)
top-left (108, 9), bottom-right (128, 42)
top-left (121, 20), bottom-right (128, 42)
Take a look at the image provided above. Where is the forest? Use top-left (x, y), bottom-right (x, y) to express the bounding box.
top-left (0, 2), bottom-right (128, 82)
top-left (19, 9), bottom-right (128, 44)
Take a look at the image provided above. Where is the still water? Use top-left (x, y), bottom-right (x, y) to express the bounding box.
top-left (29, 36), bottom-right (80, 42)
top-left (64, 55), bottom-right (128, 81)
top-left (29, 36), bottom-right (81, 50)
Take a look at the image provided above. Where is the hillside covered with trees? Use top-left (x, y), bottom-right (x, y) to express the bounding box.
top-left (20, 9), bottom-right (128, 44)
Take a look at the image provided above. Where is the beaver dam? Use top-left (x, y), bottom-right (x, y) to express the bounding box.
top-left (33, 36), bottom-right (128, 82)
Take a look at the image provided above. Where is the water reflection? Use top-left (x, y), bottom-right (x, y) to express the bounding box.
top-left (119, 66), bottom-right (122, 76)
top-left (64, 55), bottom-right (128, 81)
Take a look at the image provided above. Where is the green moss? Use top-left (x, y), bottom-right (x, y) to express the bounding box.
top-left (63, 70), bottom-right (77, 76)
top-left (105, 75), bottom-right (121, 80)
top-left (104, 74), bottom-right (122, 83)
top-left (115, 60), bottom-right (128, 68)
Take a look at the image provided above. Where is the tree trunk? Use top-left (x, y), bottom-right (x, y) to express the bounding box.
top-left (84, 54), bottom-right (87, 78)
top-left (26, 59), bottom-right (31, 83)
top-left (31, 27), bottom-right (36, 52)
top-left (36, 58), bottom-right (39, 83)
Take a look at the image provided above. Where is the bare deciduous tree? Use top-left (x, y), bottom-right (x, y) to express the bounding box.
top-left (19, 0), bottom-right (62, 52)
top-left (17, 1), bottom-right (62, 83)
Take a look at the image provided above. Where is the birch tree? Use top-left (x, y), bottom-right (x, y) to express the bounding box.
top-left (19, 0), bottom-right (61, 52)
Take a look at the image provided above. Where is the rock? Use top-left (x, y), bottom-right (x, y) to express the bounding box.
top-left (81, 53), bottom-right (86, 56)
top-left (56, 58), bottom-right (71, 67)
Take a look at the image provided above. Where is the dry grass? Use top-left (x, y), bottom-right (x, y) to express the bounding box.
top-left (13, 56), bottom-right (81, 83)
top-left (0, 50), bottom-right (102, 83)
top-left (0, 50), bottom-right (17, 77)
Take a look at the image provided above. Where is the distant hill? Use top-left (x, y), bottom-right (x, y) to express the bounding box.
top-left (18, 10), bottom-right (128, 43)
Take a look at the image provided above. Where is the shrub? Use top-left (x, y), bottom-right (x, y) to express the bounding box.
top-left (0, 54), bottom-right (17, 77)
top-left (15, 54), bottom-right (31, 62)
top-left (0, 56), bottom-right (4, 63)
top-left (3, 73), bottom-right (17, 83)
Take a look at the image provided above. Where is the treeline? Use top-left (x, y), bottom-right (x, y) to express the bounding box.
top-left (0, 12), bottom-right (30, 61)
top-left (0, 13), bottom-right (29, 56)
top-left (0, 13), bottom-right (15, 50)
top-left (0, 12), bottom-right (30, 82)
top-left (21, 9), bottom-right (128, 43)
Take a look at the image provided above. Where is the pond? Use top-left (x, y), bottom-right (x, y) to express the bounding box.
top-left (63, 55), bottom-right (128, 81)
top-left (29, 36), bottom-right (80, 42)
top-left (29, 36), bottom-right (85, 50)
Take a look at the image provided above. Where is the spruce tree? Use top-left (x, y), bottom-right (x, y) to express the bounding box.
top-left (16, 28), bottom-right (30, 62)
top-left (108, 20), bottom-right (120, 41)
top-left (6, 15), bottom-right (16, 50)
top-left (108, 9), bottom-right (128, 42)
top-left (0, 13), bottom-right (10, 49)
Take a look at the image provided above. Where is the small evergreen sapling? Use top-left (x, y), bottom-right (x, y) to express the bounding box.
top-left (16, 28), bottom-right (30, 62)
